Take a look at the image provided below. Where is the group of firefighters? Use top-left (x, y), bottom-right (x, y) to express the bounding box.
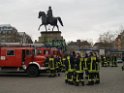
top-left (101, 55), bottom-right (118, 67)
top-left (46, 51), bottom-right (100, 86)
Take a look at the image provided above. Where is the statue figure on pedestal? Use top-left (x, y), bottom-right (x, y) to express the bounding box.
top-left (38, 6), bottom-right (63, 31)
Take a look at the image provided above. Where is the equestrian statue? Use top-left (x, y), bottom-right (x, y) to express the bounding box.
top-left (38, 6), bottom-right (63, 31)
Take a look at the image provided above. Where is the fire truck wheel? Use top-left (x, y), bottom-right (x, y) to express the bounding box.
top-left (27, 65), bottom-right (40, 77)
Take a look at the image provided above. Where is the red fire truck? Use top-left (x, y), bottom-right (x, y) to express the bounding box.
top-left (0, 44), bottom-right (47, 77)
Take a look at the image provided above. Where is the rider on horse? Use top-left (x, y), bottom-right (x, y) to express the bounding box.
top-left (47, 6), bottom-right (53, 23)
top-left (38, 6), bottom-right (63, 31)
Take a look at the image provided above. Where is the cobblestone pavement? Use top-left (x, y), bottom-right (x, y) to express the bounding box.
top-left (0, 64), bottom-right (124, 93)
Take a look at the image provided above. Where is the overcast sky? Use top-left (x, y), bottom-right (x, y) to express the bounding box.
top-left (0, 0), bottom-right (124, 43)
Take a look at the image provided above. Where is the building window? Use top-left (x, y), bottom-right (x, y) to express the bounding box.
top-left (1, 39), bottom-right (5, 42)
top-left (7, 50), bottom-right (15, 56)
top-left (7, 30), bottom-right (11, 34)
top-left (2, 31), bottom-right (6, 34)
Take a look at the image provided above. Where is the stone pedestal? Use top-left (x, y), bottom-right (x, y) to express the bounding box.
top-left (38, 31), bottom-right (66, 51)
top-left (38, 31), bottom-right (63, 43)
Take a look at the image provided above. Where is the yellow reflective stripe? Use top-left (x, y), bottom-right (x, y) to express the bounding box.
top-left (90, 61), bottom-right (92, 71)
top-left (85, 58), bottom-right (87, 61)
top-left (76, 70), bottom-right (84, 73)
top-left (49, 58), bottom-right (54, 61)
top-left (49, 58), bottom-right (54, 69)
top-left (67, 56), bottom-right (71, 70)
top-left (76, 74), bottom-right (79, 82)
top-left (65, 71), bottom-right (68, 80)
top-left (91, 57), bottom-right (96, 61)
top-left (92, 70), bottom-right (96, 72)
top-left (68, 69), bottom-right (74, 72)
top-left (67, 56), bottom-right (70, 60)
top-left (91, 57), bottom-right (94, 60)
top-left (80, 58), bottom-right (83, 61)
top-left (62, 58), bottom-right (66, 61)
top-left (50, 68), bottom-right (55, 70)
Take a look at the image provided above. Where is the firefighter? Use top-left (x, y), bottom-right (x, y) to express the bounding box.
top-left (55, 55), bottom-right (61, 76)
top-left (122, 56), bottom-right (124, 71)
top-left (74, 53), bottom-right (85, 86)
top-left (86, 52), bottom-right (95, 85)
top-left (103, 56), bottom-right (108, 67)
top-left (101, 55), bottom-right (105, 67)
top-left (94, 53), bottom-right (100, 84)
top-left (48, 55), bottom-right (57, 77)
top-left (84, 53), bottom-right (88, 82)
top-left (106, 56), bottom-right (111, 67)
top-left (61, 55), bottom-right (66, 72)
top-left (65, 51), bottom-right (75, 84)
top-left (63, 55), bottom-right (68, 83)
top-left (112, 55), bottom-right (117, 67)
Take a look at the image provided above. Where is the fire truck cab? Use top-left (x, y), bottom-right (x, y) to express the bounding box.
top-left (0, 46), bottom-right (47, 77)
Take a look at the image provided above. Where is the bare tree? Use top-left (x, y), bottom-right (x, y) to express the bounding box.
top-left (98, 31), bottom-right (115, 43)
top-left (98, 31), bottom-right (115, 49)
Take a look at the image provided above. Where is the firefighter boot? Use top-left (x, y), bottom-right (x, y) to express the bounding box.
top-left (65, 79), bottom-right (68, 84)
top-left (95, 80), bottom-right (100, 84)
top-left (81, 81), bottom-right (84, 86)
top-left (91, 80), bottom-right (94, 85)
top-left (87, 81), bottom-right (92, 85)
top-left (75, 82), bottom-right (79, 86)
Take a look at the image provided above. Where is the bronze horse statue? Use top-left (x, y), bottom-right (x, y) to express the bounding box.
top-left (38, 11), bottom-right (63, 31)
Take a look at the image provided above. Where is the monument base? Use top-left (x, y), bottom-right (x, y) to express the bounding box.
top-left (38, 31), bottom-right (63, 43)
top-left (37, 30), bottom-right (66, 51)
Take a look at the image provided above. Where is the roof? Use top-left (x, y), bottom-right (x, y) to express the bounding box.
top-left (0, 24), bottom-right (11, 27)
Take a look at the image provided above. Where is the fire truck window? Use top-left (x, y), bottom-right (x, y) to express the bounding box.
top-left (37, 50), bottom-right (42, 55)
top-left (44, 50), bottom-right (49, 55)
top-left (26, 50), bottom-right (31, 56)
top-left (7, 50), bottom-right (15, 56)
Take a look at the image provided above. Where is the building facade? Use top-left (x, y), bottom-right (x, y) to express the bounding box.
top-left (0, 24), bottom-right (33, 44)
top-left (115, 35), bottom-right (122, 50)
top-left (0, 24), bottom-right (20, 43)
top-left (67, 40), bottom-right (92, 52)
top-left (19, 32), bottom-right (33, 44)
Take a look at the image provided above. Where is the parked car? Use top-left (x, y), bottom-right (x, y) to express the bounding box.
top-left (117, 58), bottom-right (123, 63)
